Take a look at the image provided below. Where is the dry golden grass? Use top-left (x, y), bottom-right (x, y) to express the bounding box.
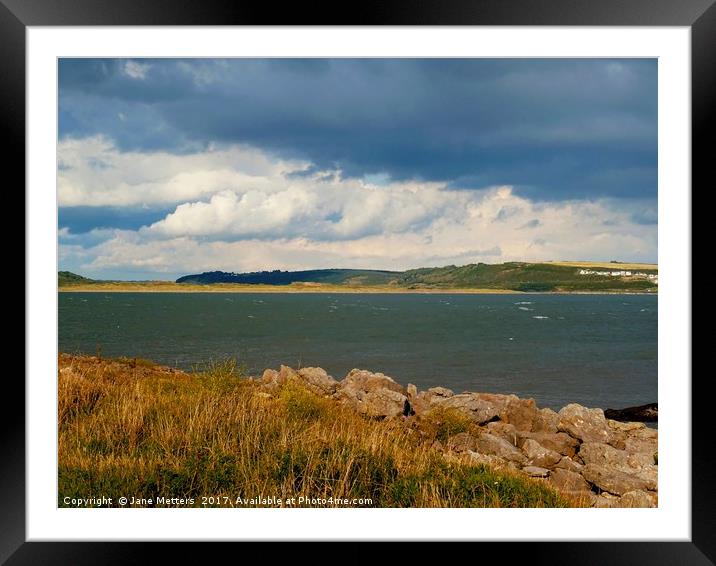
top-left (58, 354), bottom-right (571, 508)
top-left (59, 282), bottom-right (522, 294)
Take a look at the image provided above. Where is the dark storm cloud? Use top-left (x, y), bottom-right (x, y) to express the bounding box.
top-left (59, 58), bottom-right (657, 201)
top-left (59, 206), bottom-right (175, 233)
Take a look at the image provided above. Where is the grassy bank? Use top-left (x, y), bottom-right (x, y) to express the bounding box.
top-left (58, 354), bottom-right (569, 508)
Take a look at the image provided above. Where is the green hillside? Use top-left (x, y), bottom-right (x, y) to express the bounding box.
top-left (58, 271), bottom-right (96, 287)
top-left (395, 262), bottom-right (657, 292)
top-left (175, 262), bottom-right (657, 292)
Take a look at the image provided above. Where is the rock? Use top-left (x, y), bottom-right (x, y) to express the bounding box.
top-left (407, 383), bottom-right (418, 399)
top-left (632, 426), bottom-right (657, 439)
top-left (447, 432), bottom-right (478, 453)
top-left (522, 466), bottom-right (550, 478)
top-left (623, 427), bottom-right (658, 455)
top-left (486, 422), bottom-right (520, 446)
top-left (554, 456), bottom-right (584, 473)
top-left (410, 392), bottom-right (432, 415)
top-left (580, 442), bottom-right (653, 469)
top-left (549, 468), bottom-right (592, 493)
top-left (260, 365), bottom-right (338, 397)
top-left (630, 462), bottom-right (657, 487)
top-left (435, 393), bottom-right (502, 425)
top-left (500, 397), bottom-right (540, 431)
top-left (261, 365), bottom-right (298, 389)
top-left (581, 464), bottom-right (654, 496)
top-left (592, 493), bottom-right (621, 508)
top-left (579, 442), bottom-right (626, 466)
top-left (579, 442), bottom-right (657, 488)
top-left (335, 369), bottom-right (411, 418)
top-left (532, 408), bottom-right (560, 434)
top-left (260, 368), bottom-right (281, 389)
top-left (341, 368), bottom-right (405, 393)
top-left (278, 365), bottom-right (299, 382)
top-left (405, 384), bottom-right (431, 414)
top-left (427, 386), bottom-right (454, 399)
top-left (275, 365), bottom-right (300, 385)
top-left (607, 420), bottom-right (646, 433)
top-left (467, 451), bottom-right (513, 469)
top-left (521, 438), bottom-right (562, 468)
top-left (296, 367), bottom-right (338, 396)
top-left (518, 431), bottom-right (580, 457)
top-left (558, 404), bottom-right (614, 444)
top-left (413, 387), bottom-right (455, 413)
top-left (608, 432), bottom-right (627, 451)
top-left (474, 392), bottom-right (516, 407)
top-left (473, 432), bottom-right (527, 465)
top-left (618, 490), bottom-right (658, 508)
top-left (624, 437), bottom-right (658, 457)
top-left (604, 403), bottom-right (657, 423)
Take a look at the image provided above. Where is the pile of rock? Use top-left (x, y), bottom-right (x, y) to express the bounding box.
top-left (259, 365), bottom-right (658, 508)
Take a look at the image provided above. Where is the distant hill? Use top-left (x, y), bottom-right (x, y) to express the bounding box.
top-left (58, 271), bottom-right (96, 287)
top-left (176, 269), bottom-right (399, 286)
top-left (394, 262), bottom-right (656, 292)
top-left (176, 262), bottom-right (657, 292)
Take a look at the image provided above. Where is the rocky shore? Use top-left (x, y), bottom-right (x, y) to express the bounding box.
top-left (259, 365), bottom-right (658, 508)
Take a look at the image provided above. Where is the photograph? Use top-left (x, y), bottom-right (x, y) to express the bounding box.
top-left (56, 57), bottom-right (660, 510)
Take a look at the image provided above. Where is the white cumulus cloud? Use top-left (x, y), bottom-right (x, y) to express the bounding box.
top-left (58, 137), bottom-right (657, 278)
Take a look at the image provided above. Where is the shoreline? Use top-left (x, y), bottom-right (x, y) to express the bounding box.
top-left (58, 353), bottom-right (659, 508)
top-left (58, 284), bottom-right (657, 296)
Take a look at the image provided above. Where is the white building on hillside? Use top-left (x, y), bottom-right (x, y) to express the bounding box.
top-left (578, 268), bottom-right (657, 284)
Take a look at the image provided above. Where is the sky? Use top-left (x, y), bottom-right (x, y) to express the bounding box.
top-left (58, 58), bottom-right (658, 280)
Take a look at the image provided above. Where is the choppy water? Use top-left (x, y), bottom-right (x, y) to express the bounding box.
top-left (58, 292), bottom-right (657, 411)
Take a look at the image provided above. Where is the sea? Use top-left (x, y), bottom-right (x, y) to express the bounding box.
top-left (58, 292), bottom-right (657, 412)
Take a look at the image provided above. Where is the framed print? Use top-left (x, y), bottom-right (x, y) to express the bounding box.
top-left (7, 0), bottom-right (708, 563)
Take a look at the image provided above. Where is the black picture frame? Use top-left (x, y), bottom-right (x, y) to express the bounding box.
top-left (6, 1), bottom-right (707, 563)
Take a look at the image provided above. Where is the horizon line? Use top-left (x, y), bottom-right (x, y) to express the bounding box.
top-left (59, 258), bottom-right (660, 282)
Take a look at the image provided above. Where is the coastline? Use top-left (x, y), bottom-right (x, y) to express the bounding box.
top-left (58, 283), bottom-right (657, 295)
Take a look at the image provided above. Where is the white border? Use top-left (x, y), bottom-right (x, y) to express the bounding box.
top-left (27, 27), bottom-right (691, 541)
